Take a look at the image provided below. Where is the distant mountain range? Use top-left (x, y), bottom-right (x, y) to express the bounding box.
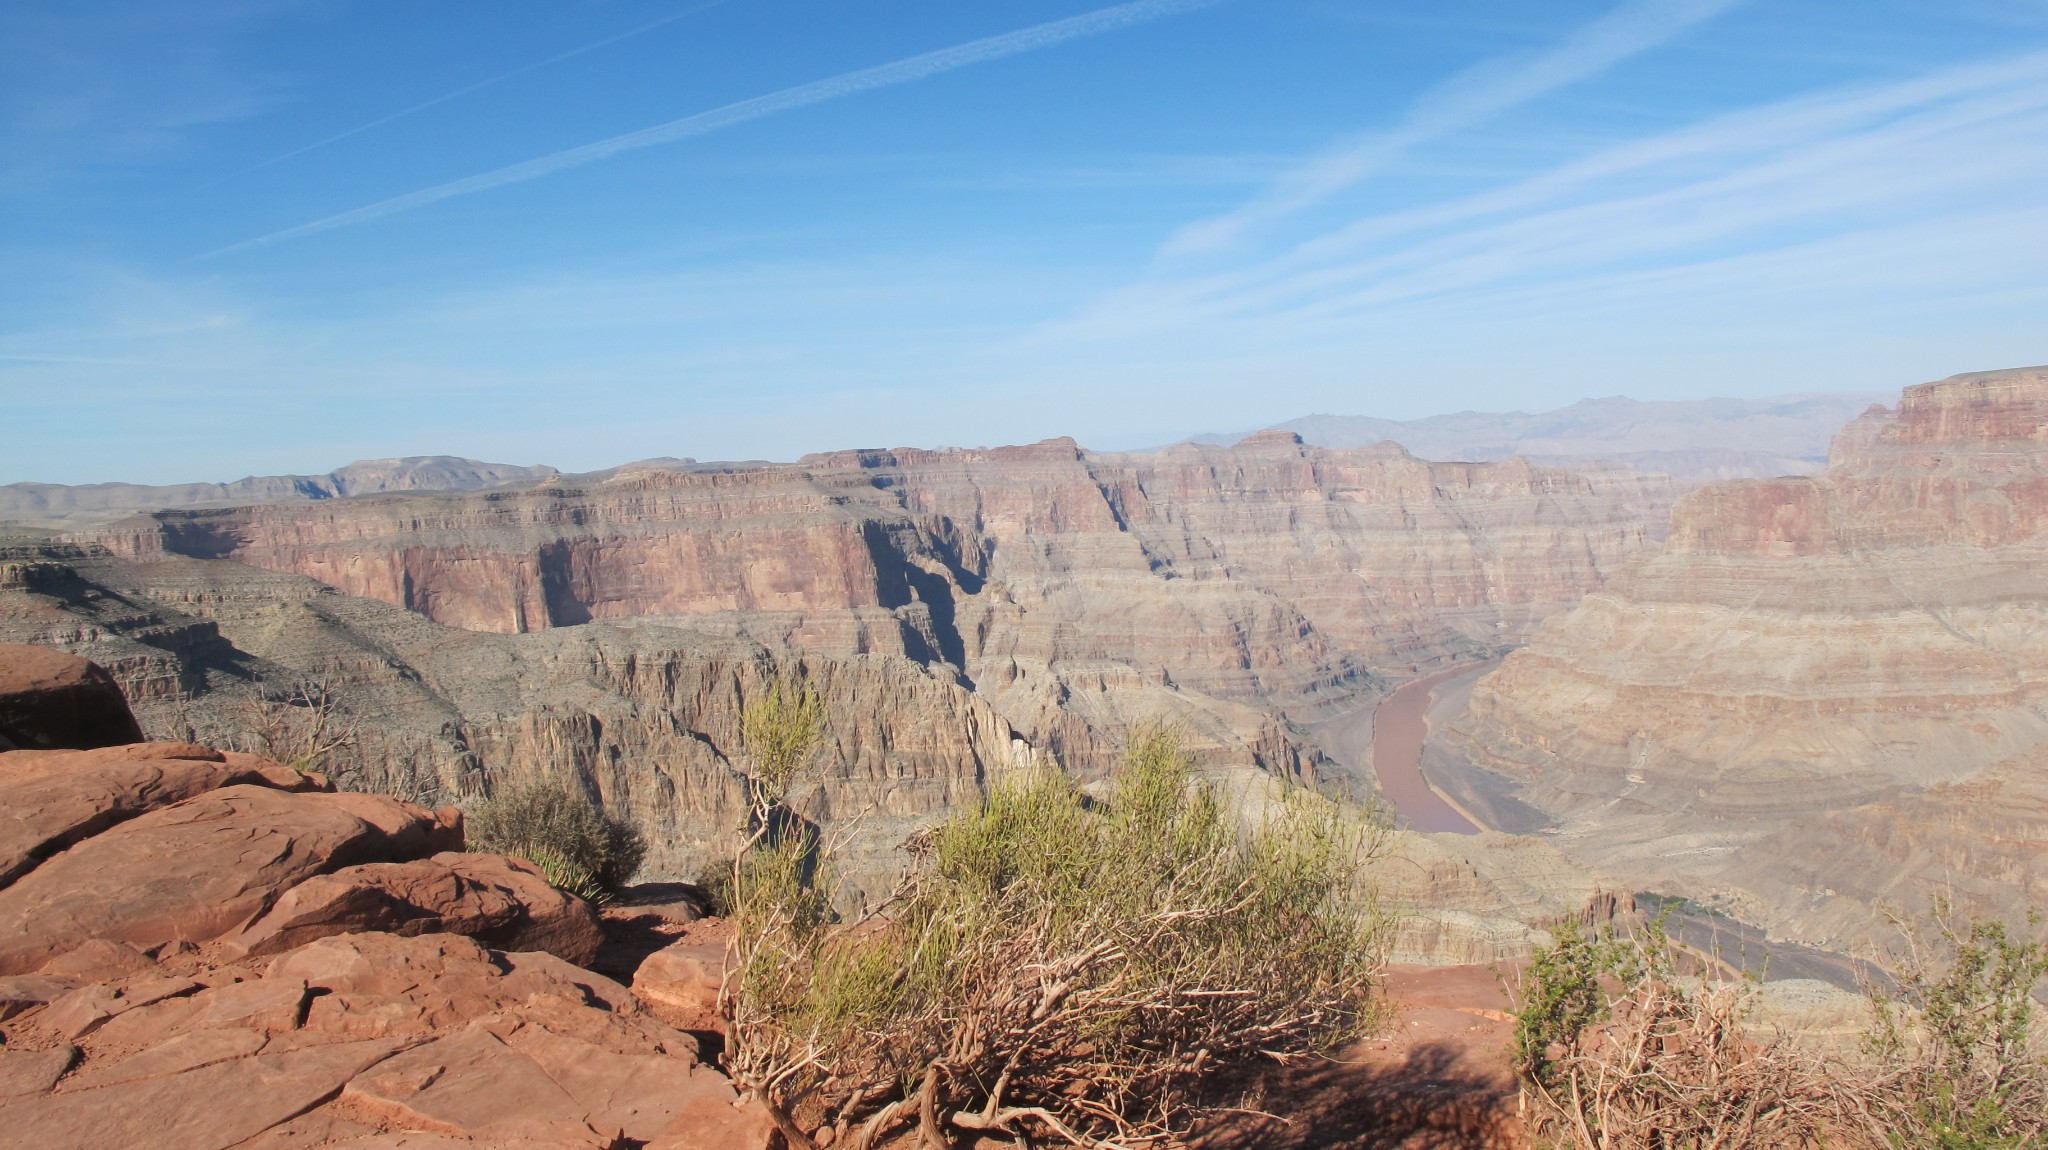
top-left (2, 392), bottom-right (1890, 528)
top-left (1186, 393), bottom-right (1890, 486)
top-left (0, 456), bottom-right (562, 528)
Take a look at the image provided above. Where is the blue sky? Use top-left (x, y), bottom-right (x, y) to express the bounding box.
top-left (3, 0), bottom-right (2047, 483)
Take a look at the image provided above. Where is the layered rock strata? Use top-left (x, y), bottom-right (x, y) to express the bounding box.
top-left (78, 435), bottom-right (1671, 776)
top-left (1443, 367), bottom-right (2048, 947)
top-left (0, 551), bottom-right (1033, 899)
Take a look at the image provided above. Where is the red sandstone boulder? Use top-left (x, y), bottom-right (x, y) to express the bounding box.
top-left (0, 972), bottom-right (82, 1021)
top-left (39, 973), bottom-right (205, 1040)
top-left (0, 1043), bottom-right (75, 1098)
top-left (225, 851), bottom-right (603, 966)
top-left (0, 643), bottom-right (145, 751)
top-left (39, 938), bottom-right (155, 981)
top-left (273, 933), bottom-right (735, 1145)
top-left (0, 741), bottom-right (325, 888)
top-left (0, 786), bottom-right (462, 974)
top-left (268, 932), bottom-right (659, 1044)
top-left (630, 933), bottom-right (728, 1035)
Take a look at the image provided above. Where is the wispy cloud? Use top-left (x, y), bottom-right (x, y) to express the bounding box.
top-left (1160, 0), bottom-right (1745, 256)
top-left (210, 0), bottom-right (733, 183)
top-left (203, 0), bottom-right (1225, 258)
top-left (1063, 48), bottom-right (2048, 340)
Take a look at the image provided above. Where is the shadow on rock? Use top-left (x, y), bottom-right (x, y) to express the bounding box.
top-left (1194, 1038), bottom-right (1524, 1150)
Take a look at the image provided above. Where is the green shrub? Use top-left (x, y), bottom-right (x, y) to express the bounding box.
top-left (1511, 918), bottom-right (1641, 1088)
top-left (739, 671), bottom-right (826, 811)
top-left (724, 725), bottom-right (1394, 1150)
top-left (1514, 907), bottom-right (2048, 1150)
top-left (1862, 908), bottom-right (2048, 1150)
top-left (1514, 920), bottom-right (1846, 1149)
top-left (467, 779), bottom-right (646, 903)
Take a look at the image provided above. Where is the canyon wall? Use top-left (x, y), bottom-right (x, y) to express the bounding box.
top-left (0, 545), bottom-right (1030, 902)
top-left (1442, 366), bottom-right (2048, 947)
top-left (82, 435), bottom-right (1671, 773)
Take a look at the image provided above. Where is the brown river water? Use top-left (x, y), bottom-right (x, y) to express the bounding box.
top-left (1316, 664), bottom-right (1487, 834)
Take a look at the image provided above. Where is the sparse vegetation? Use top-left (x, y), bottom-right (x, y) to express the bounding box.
top-left (722, 723), bottom-right (1394, 1150)
top-left (1514, 920), bottom-right (1843, 1149)
top-left (235, 673), bottom-right (361, 775)
top-left (1856, 906), bottom-right (2048, 1150)
top-left (1514, 907), bottom-right (2048, 1150)
top-left (695, 669), bottom-right (832, 918)
top-left (466, 778), bottom-right (647, 903)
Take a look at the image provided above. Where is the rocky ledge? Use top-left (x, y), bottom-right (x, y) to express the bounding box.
top-left (0, 643), bottom-right (767, 1150)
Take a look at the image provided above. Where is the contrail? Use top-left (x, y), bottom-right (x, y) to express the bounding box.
top-left (205, 0), bottom-right (1224, 258)
top-left (210, 0), bottom-right (734, 184)
top-left (1161, 0), bottom-right (1746, 256)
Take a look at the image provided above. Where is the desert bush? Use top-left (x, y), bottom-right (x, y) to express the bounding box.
top-left (1516, 908), bottom-right (2048, 1150)
top-left (1852, 907), bottom-right (2048, 1149)
top-left (466, 779), bottom-right (646, 903)
top-left (739, 670), bottom-right (827, 815)
top-left (235, 673), bottom-right (360, 775)
top-left (694, 670), bottom-right (832, 919)
top-left (723, 724), bottom-right (1394, 1150)
top-left (1514, 921), bottom-right (1842, 1149)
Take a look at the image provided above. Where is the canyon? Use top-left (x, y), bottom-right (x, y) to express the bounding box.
top-left (8, 368), bottom-right (2043, 971)
top-left (72, 433), bottom-right (1671, 778)
top-left (1440, 366), bottom-right (2048, 950)
top-left (4, 432), bottom-right (1666, 953)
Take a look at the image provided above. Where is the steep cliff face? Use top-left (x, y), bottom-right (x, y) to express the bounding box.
top-left (1443, 366), bottom-right (2048, 947)
top-left (84, 436), bottom-right (1671, 777)
top-left (0, 547), bottom-right (1028, 900)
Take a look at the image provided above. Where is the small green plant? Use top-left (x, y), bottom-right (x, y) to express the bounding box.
top-left (738, 669), bottom-right (827, 817)
top-left (1514, 903), bottom-right (2048, 1150)
top-left (708, 667), bottom-right (829, 919)
top-left (467, 778), bottom-right (647, 903)
top-left (723, 724), bottom-right (1394, 1150)
top-left (1512, 918), bottom-right (1638, 1087)
top-left (1513, 916), bottom-right (1846, 1149)
top-left (1861, 906), bottom-right (2048, 1149)
top-left (517, 841), bottom-right (606, 903)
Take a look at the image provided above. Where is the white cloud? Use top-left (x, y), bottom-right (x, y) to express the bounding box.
top-left (1060, 49), bottom-right (2048, 341)
top-left (1159, 0), bottom-right (1746, 256)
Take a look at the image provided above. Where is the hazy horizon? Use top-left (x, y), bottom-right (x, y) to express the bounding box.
top-left (5, 0), bottom-right (2047, 484)
top-left (0, 385), bottom-right (1899, 488)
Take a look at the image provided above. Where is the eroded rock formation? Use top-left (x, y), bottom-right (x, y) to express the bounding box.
top-left (0, 551), bottom-right (1034, 899)
top-left (1441, 366), bottom-right (2048, 947)
top-left (0, 654), bottom-right (770, 1149)
top-left (78, 435), bottom-right (1669, 774)
top-left (5, 433), bottom-right (1673, 940)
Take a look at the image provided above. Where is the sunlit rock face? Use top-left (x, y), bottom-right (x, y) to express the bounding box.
top-left (41, 433), bottom-right (1670, 908)
top-left (1445, 366), bottom-right (2048, 948)
top-left (84, 434), bottom-right (1670, 770)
